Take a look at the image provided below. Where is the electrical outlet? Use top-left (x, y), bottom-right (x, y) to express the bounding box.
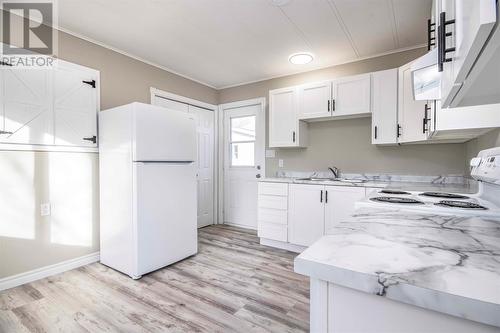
top-left (278, 159), bottom-right (284, 168)
top-left (41, 203), bottom-right (51, 216)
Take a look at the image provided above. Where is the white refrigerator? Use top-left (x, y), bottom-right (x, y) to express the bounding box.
top-left (99, 102), bottom-right (197, 279)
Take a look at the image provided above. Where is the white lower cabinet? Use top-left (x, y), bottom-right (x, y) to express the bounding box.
top-left (324, 186), bottom-right (366, 234)
top-left (257, 183), bottom-right (288, 242)
top-left (258, 182), bottom-right (367, 249)
top-left (288, 184), bottom-right (325, 247)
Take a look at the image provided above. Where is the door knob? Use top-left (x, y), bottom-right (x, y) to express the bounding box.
top-left (256, 174), bottom-right (261, 178)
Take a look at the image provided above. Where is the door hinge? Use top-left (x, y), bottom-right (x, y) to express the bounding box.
top-left (83, 79), bottom-right (96, 88)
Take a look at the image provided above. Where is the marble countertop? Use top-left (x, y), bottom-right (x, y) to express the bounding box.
top-left (260, 177), bottom-right (479, 194)
top-left (294, 207), bottom-right (500, 328)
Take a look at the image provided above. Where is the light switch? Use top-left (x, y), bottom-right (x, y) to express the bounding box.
top-left (41, 203), bottom-right (51, 216)
top-left (278, 159), bottom-right (284, 168)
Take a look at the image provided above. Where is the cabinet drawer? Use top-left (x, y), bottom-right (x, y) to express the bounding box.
top-left (258, 223), bottom-right (287, 242)
top-left (258, 195), bottom-right (287, 210)
top-left (258, 182), bottom-right (288, 196)
top-left (258, 208), bottom-right (287, 225)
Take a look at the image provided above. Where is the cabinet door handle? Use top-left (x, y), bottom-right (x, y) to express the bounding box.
top-left (328, 100), bottom-right (330, 112)
top-left (320, 190), bottom-right (323, 203)
top-left (331, 99), bottom-right (335, 111)
top-left (438, 12), bottom-right (456, 72)
top-left (83, 135), bottom-right (97, 144)
top-left (0, 130), bottom-right (13, 135)
top-left (374, 125), bottom-right (378, 140)
top-left (397, 124), bottom-right (402, 138)
top-left (325, 190), bottom-right (328, 203)
top-left (292, 131), bottom-right (296, 143)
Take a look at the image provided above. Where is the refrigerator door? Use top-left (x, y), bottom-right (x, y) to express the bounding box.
top-left (132, 103), bottom-right (196, 162)
top-left (133, 162), bottom-right (197, 276)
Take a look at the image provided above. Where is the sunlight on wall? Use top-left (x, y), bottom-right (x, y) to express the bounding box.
top-left (49, 153), bottom-right (94, 247)
top-left (0, 152), bottom-right (36, 239)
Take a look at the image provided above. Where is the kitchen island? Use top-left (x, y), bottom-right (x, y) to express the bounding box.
top-left (294, 207), bottom-right (500, 333)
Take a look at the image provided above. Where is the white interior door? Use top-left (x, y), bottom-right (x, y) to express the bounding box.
top-left (223, 99), bottom-right (265, 229)
top-left (152, 95), bottom-right (215, 228)
top-left (189, 105), bottom-right (214, 228)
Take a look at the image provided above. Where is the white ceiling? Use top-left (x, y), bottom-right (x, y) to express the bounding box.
top-left (57, 0), bottom-right (432, 89)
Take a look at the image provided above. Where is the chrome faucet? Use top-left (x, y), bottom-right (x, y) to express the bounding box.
top-left (328, 166), bottom-right (340, 179)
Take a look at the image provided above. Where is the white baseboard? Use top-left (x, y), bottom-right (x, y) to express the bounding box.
top-left (0, 252), bottom-right (100, 292)
top-left (260, 238), bottom-right (306, 253)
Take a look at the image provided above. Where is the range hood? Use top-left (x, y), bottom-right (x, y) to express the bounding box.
top-left (411, 48), bottom-right (441, 101)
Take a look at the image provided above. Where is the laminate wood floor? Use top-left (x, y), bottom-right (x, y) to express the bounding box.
top-left (0, 225), bottom-right (309, 333)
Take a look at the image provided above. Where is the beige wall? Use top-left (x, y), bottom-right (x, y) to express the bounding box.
top-left (0, 30), bottom-right (217, 279)
top-left (219, 48), bottom-right (467, 176)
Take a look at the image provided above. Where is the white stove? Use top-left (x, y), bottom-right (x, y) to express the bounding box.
top-left (357, 147), bottom-right (500, 217)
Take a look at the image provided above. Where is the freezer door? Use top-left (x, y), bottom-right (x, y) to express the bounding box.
top-left (133, 162), bottom-right (197, 276)
top-left (132, 103), bottom-right (196, 162)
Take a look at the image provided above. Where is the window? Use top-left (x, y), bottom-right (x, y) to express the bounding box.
top-left (230, 115), bottom-right (255, 166)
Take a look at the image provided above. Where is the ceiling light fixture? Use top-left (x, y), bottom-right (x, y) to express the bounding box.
top-left (289, 52), bottom-right (314, 65)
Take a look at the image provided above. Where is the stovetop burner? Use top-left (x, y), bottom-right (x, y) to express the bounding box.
top-left (435, 200), bottom-right (488, 210)
top-left (379, 190), bottom-right (411, 195)
top-left (419, 192), bottom-right (470, 199)
top-left (370, 197), bottom-right (424, 204)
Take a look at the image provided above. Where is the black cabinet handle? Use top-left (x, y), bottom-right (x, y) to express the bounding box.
top-left (423, 104), bottom-right (431, 134)
top-left (320, 190), bottom-right (323, 203)
top-left (0, 130), bottom-right (13, 135)
top-left (292, 131), bottom-right (296, 143)
top-left (438, 12), bottom-right (456, 72)
top-left (331, 99), bottom-right (336, 111)
top-left (374, 125), bottom-right (378, 140)
top-left (397, 124), bottom-right (402, 138)
top-left (427, 19), bottom-right (436, 50)
top-left (0, 61), bottom-right (13, 66)
top-left (83, 135), bottom-right (97, 144)
top-left (325, 190), bottom-right (328, 203)
top-left (328, 100), bottom-right (330, 112)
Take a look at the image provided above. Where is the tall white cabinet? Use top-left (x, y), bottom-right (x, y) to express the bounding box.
top-left (0, 59), bottom-right (99, 149)
top-left (371, 69), bottom-right (398, 144)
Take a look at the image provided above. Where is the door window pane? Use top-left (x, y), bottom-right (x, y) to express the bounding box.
top-left (231, 116), bottom-right (255, 142)
top-left (231, 142), bottom-right (255, 166)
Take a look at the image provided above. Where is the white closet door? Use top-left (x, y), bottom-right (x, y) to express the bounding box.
top-left (189, 105), bottom-right (214, 228)
top-left (0, 68), bottom-right (53, 145)
top-left (53, 62), bottom-right (98, 147)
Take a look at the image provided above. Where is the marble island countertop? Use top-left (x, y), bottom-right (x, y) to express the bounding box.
top-left (294, 207), bottom-right (500, 328)
top-left (260, 176), bottom-right (479, 194)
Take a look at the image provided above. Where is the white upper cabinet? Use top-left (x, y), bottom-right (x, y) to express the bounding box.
top-left (297, 81), bottom-right (332, 120)
top-left (372, 69), bottom-right (398, 145)
top-left (440, 0), bottom-right (498, 107)
top-left (0, 59), bottom-right (99, 149)
top-left (54, 61), bottom-right (99, 147)
top-left (332, 73), bottom-right (372, 117)
top-left (269, 87), bottom-right (308, 148)
top-left (398, 62), bottom-right (428, 143)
